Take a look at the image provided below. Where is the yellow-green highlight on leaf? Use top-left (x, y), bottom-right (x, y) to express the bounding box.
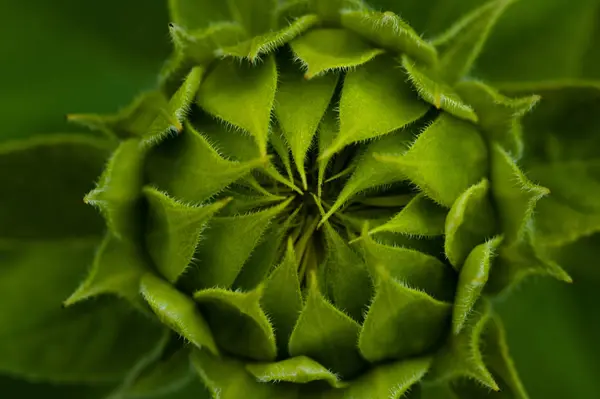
top-left (428, 301), bottom-right (499, 391)
top-left (143, 187), bottom-right (231, 284)
top-left (84, 138), bottom-right (145, 241)
top-left (359, 265), bottom-right (451, 363)
top-left (453, 237), bottom-right (502, 335)
top-left (368, 193), bottom-right (447, 237)
top-left (275, 54), bottom-right (339, 189)
top-left (320, 128), bottom-right (414, 225)
top-left (193, 197), bottom-right (292, 289)
top-left (288, 273), bottom-right (366, 378)
top-left (0, 134), bottom-right (111, 242)
top-left (324, 357), bottom-right (432, 399)
top-left (402, 55), bottom-right (478, 122)
top-left (140, 273), bottom-right (219, 356)
top-left (490, 144), bottom-right (549, 244)
top-left (445, 179), bottom-right (497, 269)
top-left (142, 66), bottom-right (203, 147)
top-left (65, 233), bottom-right (146, 306)
top-left (197, 55), bottom-right (277, 157)
top-left (191, 349), bottom-right (296, 399)
top-left (321, 55), bottom-right (429, 159)
top-left (375, 114), bottom-right (488, 208)
top-left (322, 222), bottom-right (372, 322)
top-left (433, 0), bottom-right (517, 84)
top-left (340, 9), bottom-right (437, 66)
top-left (146, 123), bottom-right (266, 203)
top-left (359, 228), bottom-right (454, 301)
top-left (290, 28), bottom-right (384, 79)
top-left (222, 14), bottom-right (320, 61)
top-left (246, 356), bottom-right (347, 388)
top-left (194, 286), bottom-right (277, 361)
top-left (456, 80), bottom-right (539, 159)
top-left (261, 239), bottom-right (304, 356)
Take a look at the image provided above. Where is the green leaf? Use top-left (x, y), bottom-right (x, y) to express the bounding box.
top-left (168, 0), bottom-right (231, 30)
top-left (111, 341), bottom-right (195, 399)
top-left (289, 274), bottom-right (366, 378)
top-left (246, 356), bottom-right (347, 388)
top-left (65, 233), bottom-right (146, 306)
top-left (222, 14), bottom-right (320, 61)
top-left (369, 193), bottom-right (447, 237)
top-left (308, 0), bottom-right (366, 23)
top-left (169, 0), bottom-right (276, 35)
top-left (359, 230), bottom-right (454, 301)
top-left (340, 9), bottom-right (437, 65)
top-left (193, 198), bottom-right (292, 289)
top-left (324, 357), bottom-right (432, 399)
top-left (453, 237), bottom-right (502, 335)
top-left (194, 286), bottom-right (277, 361)
top-left (455, 80), bottom-right (539, 159)
top-left (233, 207), bottom-right (300, 289)
top-left (144, 187), bottom-right (230, 283)
top-left (476, 0), bottom-right (600, 83)
top-left (0, 135), bottom-right (110, 242)
top-left (191, 350), bottom-right (296, 399)
top-left (486, 231), bottom-right (572, 295)
top-left (67, 91), bottom-right (168, 139)
top-left (144, 66), bottom-right (203, 146)
top-left (459, 315), bottom-right (529, 398)
top-left (69, 67), bottom-right (202, 145)
top-left (147, 123), bottom-right (265, 203)
top-left (322, 223), bottom-right (372, 322)
top-left (517, 85), bottom-right (600, 246)
top-left (375, 114), bottom-right (488, 207)
top-left (359, 265), bottom-right (451, 363)
top-left (322, 55), bottom-right (429, 158)
top-left (321, 129), bottom-right (414, 222)
top-left (402, 56), bottom-right (478, 122)
top-left (139, 273), bottom-right (219, 355)
top-left (167, 22), bottom-right (247, 67)
top-left (490, 143), bottom-right (549, 244)
top-left (261, 240), bottom-right (304, 356)
top-left (275, 54), bottom-right (339, 188)
top-left (290, 28), bottom-right (384, 79)
top-left (433, 0), bottom-right (516, 83)
top-left (317, 106), bottom-right (339, 197)
top-left (85, 138), bottom-right (145, 241)
top-left (0, 239), bottom-right (162, 383)
top-left (428, 301), bottom-right (499, 391)
top-left (197, 55), bottom-right (277, 156)
top-left (445, 179), bottom-right (497, 268)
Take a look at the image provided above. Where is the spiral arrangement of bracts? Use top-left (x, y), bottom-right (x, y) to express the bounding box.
top-left (65, 0), bottom-right (571, 397)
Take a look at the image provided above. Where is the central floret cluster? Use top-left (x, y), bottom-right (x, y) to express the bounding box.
top-left (64, 1), bottom-right (570, 397)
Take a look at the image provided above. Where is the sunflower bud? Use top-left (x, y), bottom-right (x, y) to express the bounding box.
top-left (60, 0), bottom-right (572, 397)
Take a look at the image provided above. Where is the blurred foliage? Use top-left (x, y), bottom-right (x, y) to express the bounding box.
top-left (0, 0), bottom-right (599, 398)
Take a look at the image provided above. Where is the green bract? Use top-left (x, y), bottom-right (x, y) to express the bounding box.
top-left (4, 0), bottom-right (592, 398)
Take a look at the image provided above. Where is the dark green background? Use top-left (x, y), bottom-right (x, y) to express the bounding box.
top-left (0, 0), bottom-right (598, 398)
